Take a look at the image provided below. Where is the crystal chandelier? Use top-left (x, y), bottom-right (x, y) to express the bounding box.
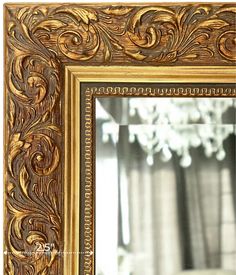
top-left (101, 98), bottom-right (236, 168)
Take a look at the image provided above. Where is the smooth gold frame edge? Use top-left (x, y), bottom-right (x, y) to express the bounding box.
top-left (64, 65), bottom-right (236, 275)
top-left (64, 67), bottom-right (71, 274)
top-left (67, 66), bottom-right (236, 83)
top-left (74, 76), bottom-right (80, 275)
top-left (64, 68), bottom-right (80, 275)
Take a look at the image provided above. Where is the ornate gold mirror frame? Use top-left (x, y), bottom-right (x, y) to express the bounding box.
top-left (4, 3), bottom-right (236, 275)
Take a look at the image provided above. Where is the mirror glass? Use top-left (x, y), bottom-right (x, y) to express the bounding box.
top-left (96, 96), bottom-right (236, 275)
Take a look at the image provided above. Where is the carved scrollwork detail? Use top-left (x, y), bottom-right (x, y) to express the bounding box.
top-left (26, 134), bottom-right (60, 176)
top-left (7, 173), bottom-right (60, 274)
top-left (218, 30), bottom-right (236, 61)
top-left (6, 130), bottom-right (61, 274)
top-left (31, 4), bottom-right (127, 62)
top-left (57, 29), bottom-right (99, 61)
top-left (6, 4), bottom-right (62, 274)
top-left (28, 4), bottom-right (236, 63)
top-left (126, 5), bottom-right (235, 62)
top-left (53, 7), bottom-right (100, 61)
top-left (7, 7), bottom-right (60, 106)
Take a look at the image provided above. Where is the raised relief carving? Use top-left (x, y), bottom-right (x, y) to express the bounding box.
top-left (6, 5), bottom-right (62, 274)
top-left (5, 3), bottom-right (236, 275)
top-left (29, 4), bottom-right (236, 64)
top-left (218, 30), bottom-right (236, 61)
top-left (126, 6), bottom-right (236, 62)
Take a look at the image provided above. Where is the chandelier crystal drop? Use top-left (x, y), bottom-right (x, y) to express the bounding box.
top-left (102, 98), bottom-right (236, 168)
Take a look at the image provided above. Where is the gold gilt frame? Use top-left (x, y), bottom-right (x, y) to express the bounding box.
top-left (4, 3), bottom-right (236, 275)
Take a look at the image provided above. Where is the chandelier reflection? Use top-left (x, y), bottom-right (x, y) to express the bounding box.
top-left (102, 98), bottom-right (236, 167)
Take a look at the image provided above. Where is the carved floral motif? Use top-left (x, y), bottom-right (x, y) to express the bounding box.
top-left (20, 4), bottom-right (236, 63)
top-left (5, 3), bottom-right (236, 275)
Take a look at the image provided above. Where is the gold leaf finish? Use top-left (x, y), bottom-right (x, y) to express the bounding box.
top-left (19, 165), bottom-right (30, 198)
top-left (218, 30), bottom-right (236, 61)
top-left (4, 3), bottom-right (236, 275)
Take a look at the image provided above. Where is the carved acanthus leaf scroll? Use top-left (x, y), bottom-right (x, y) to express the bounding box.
top-left (30, 4), bottom-right (236, 63)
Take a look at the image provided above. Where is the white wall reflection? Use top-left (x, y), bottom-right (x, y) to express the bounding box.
top-left (96, 98), bottom-right (236, 275)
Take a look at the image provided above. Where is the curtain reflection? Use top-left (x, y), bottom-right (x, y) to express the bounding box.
top-left (118, 130), bottom-right (236, 275)
top-left (96, 99), bottom-right (236, 275)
